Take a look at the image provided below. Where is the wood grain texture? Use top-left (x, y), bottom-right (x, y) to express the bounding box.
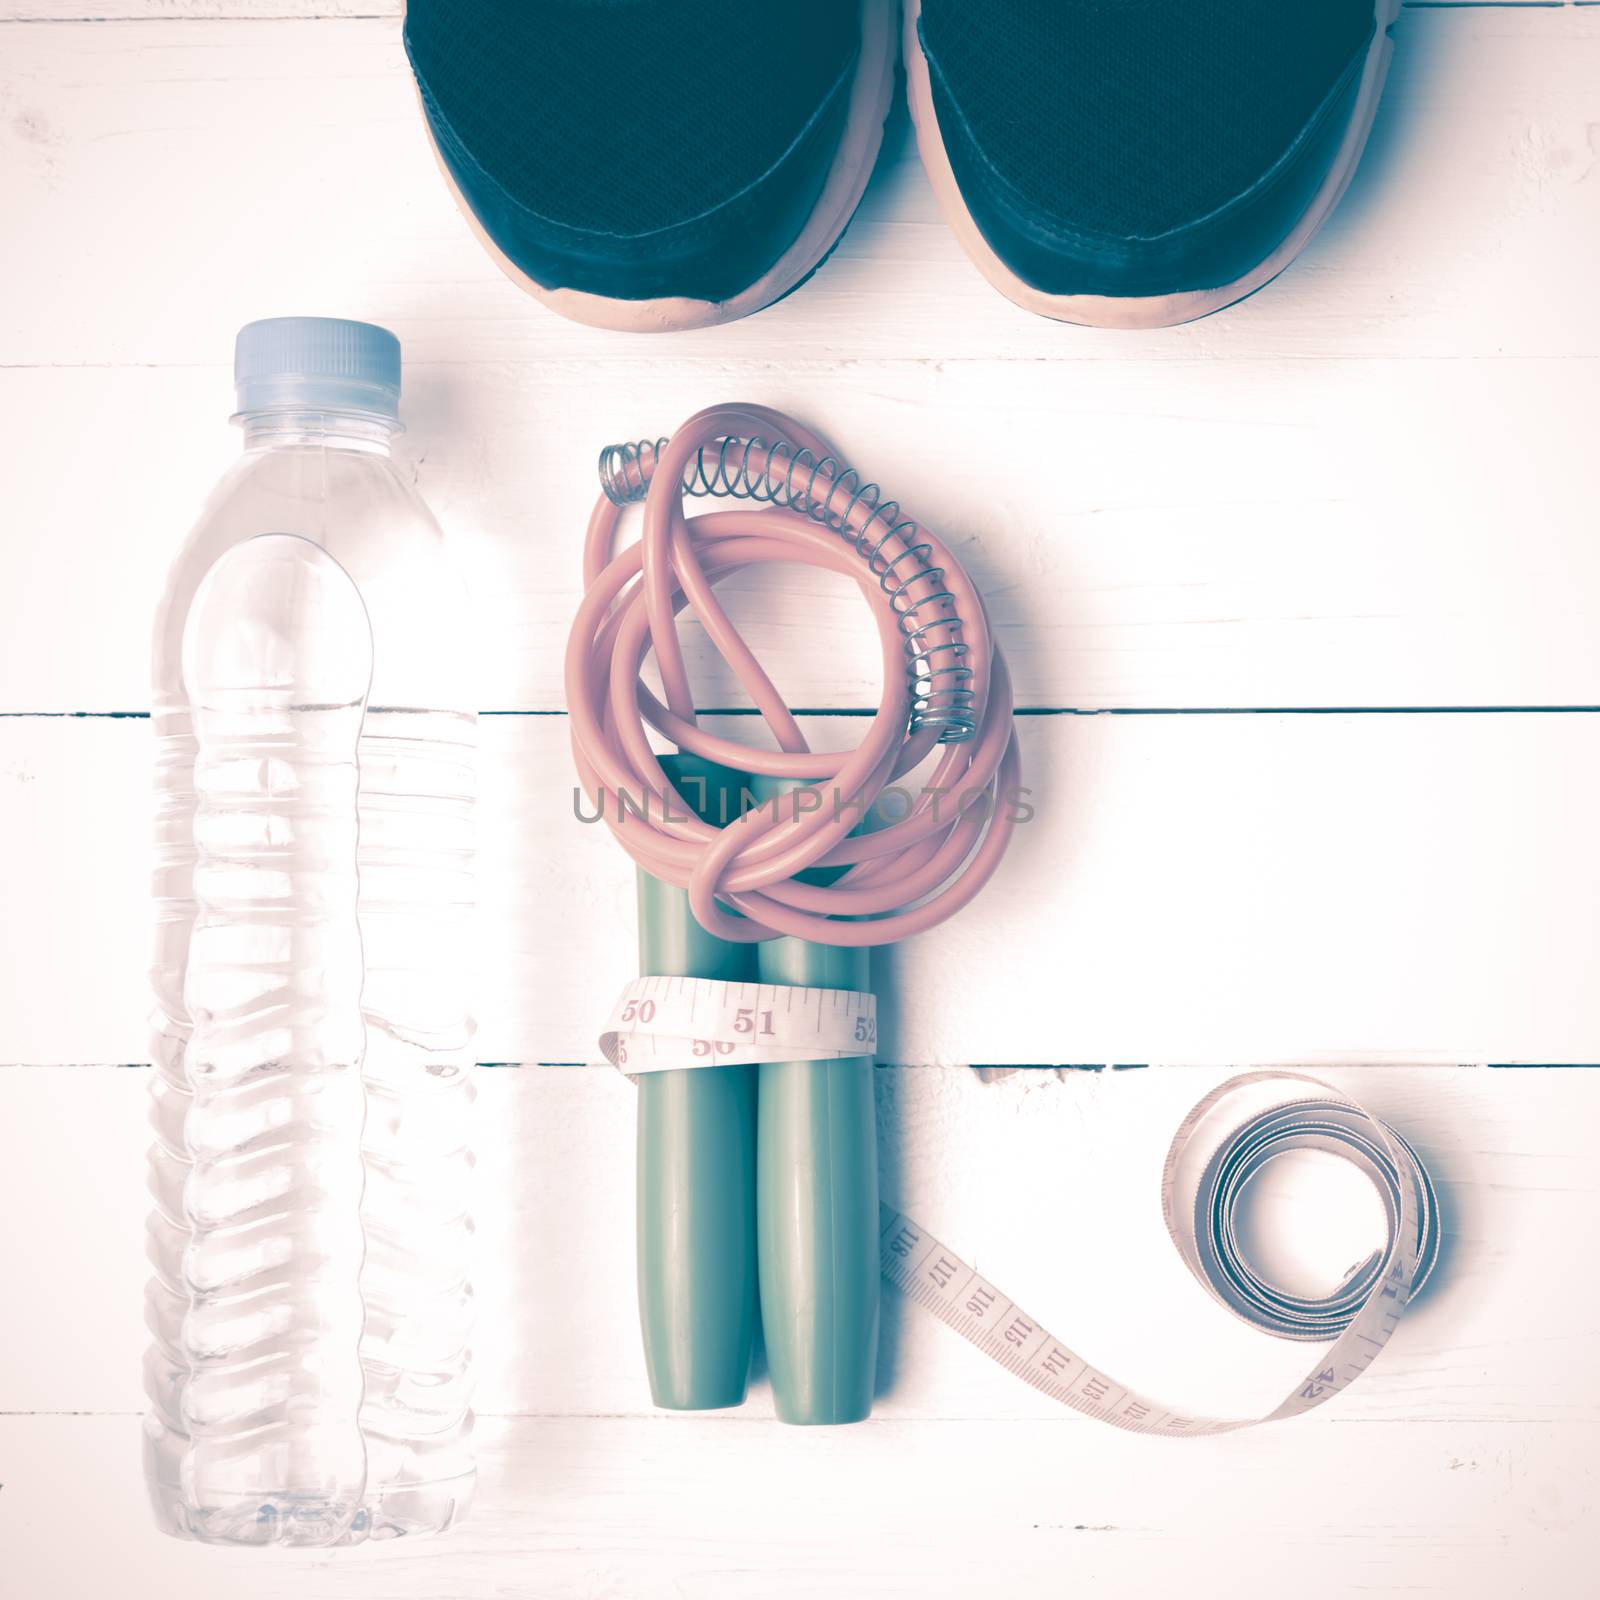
top-left (2, 10), bottom-right (1593, 368)
top-left (2, 1415), bottom-right (1594, 1599)
top-left (6, 355), bottom-right (1600, 713)
top-left (4, 1065), bottom-right (1592, 1420)
top-left (6, 711), bottom-right (1600, 1066)
top-left (2, 1066), bottom-right (1597, 1598)
top-left (2, 3), bottom-right (1596, 1592)
top-left (1, 10), bottom-right (1599, 713)
top-left (3, 2), bottom-right (395, 13)
top-left (1, 0), bottom-right (1583, 16)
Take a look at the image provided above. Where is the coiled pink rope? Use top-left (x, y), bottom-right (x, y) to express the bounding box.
top-left (565, 403), bottom-right (1019, 946)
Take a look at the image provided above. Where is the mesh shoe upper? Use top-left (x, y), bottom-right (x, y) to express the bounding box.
top-left (406, 0), bottom-right (862, 303)
top-left (918, 0), bottom-right (1380, 297)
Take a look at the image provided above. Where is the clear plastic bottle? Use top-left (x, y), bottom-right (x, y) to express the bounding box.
top-left (145, 318), bottom-right (477, 1546)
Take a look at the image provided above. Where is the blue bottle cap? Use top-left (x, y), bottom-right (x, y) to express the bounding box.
top-left (232, 317), bottom-right (401, 422)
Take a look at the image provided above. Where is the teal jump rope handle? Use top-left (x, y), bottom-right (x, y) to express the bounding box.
top-left (756, 938), bottom-right (878, 1424)
top-left (635, 757), bottom-right (758, 1411)
top-left (750, 779), bottom-right (879, 1425)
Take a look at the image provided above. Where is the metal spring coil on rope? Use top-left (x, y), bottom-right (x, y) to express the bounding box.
top-left (600, 433), bottom-right (976, 742)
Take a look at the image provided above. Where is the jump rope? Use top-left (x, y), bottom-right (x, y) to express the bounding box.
top-left (567, 404), bottom-right (1440, 1429)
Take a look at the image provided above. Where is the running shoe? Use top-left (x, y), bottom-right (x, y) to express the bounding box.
top-left (905, 0), bottom-right (1402, 327)
top-left (405, 0), bottom-right (898, 332)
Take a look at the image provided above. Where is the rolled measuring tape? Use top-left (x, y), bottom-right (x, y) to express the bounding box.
top-left (599, 977), bottom-right (1442, 1436)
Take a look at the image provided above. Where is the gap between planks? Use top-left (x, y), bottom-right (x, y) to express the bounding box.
top-left (15, 707), bottom-right (1600, 718)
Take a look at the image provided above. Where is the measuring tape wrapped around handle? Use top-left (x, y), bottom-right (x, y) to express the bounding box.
top-left (600, 978), bottom-right (1442, 1435)
top-left (599, 974), bottom-right (877, 1072)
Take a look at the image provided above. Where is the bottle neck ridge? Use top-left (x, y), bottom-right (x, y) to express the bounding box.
top-left (237, 409), bottom-right (398, 454)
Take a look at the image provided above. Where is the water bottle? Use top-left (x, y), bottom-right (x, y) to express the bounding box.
top-left (145, 318), bottom-right (477, 1546)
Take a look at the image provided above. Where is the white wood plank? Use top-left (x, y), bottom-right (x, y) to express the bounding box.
top-left (0, 12), bottom-right (1594, 371)
top-left (3, 2), bottom-right (393, 13)
top-left (4, 10), bottom-right (1597, 713)
top-left (1, 0), bottom-right (1578, 17)
top-left (2, 9), bottom-right (1592, 1596)
top-left (6, 354), bottom-right (1600, 713)
top-left (6, 1414), bottom-right (1593, 1600)
top-left (4, 1064), bottom-right (1594, 1424)
top-left (4, 711), bottom-right (1599, 1067)
top-left (3, 1413), bottom-right (1594, 1600)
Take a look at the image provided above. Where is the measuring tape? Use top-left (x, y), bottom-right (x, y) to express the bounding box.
top-left (599, 974), bottom-right (877, 1071)
top-left (599, 978), bottom-right (1442, 1435)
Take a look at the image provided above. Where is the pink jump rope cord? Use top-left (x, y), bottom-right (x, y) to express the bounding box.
top-left (565, 403), bottom-right (1020, 946)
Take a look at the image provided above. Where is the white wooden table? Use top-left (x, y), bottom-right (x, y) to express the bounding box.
top-left (2, 3), bottom-right (1597, 1595)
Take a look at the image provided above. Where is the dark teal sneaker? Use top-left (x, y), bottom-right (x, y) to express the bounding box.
top-left (906, 0), bottom-right (1401, 327)
top-left (405, 0), bottom-right (897, 332)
